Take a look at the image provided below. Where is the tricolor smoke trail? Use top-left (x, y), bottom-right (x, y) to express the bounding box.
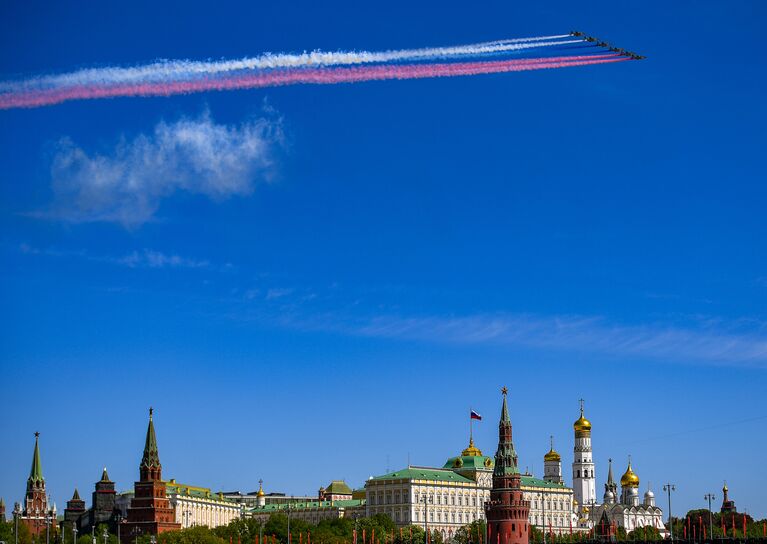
top-left (0, 34), bottom-right (632, 110)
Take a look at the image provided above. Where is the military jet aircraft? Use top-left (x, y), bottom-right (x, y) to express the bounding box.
top-left (570, 31), bottom-right (584, 37)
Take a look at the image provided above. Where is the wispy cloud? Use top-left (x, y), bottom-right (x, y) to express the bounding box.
top-left (41, 110), bottom-right (284, 227)
top-left (116, 249), bottom-right (209, 269)
top-left (285, 310), bottom-right (767, 368)
top-left (19, 243), bottom-right (210, 270)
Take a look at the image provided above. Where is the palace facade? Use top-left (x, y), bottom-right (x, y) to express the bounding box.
top-left (365, 393), bottom-right (579, 540)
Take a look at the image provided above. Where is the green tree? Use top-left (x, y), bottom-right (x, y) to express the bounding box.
top-left (626, 526), bottom-right (660, 541)
top-left (452, 521), bottom-right (486, 544)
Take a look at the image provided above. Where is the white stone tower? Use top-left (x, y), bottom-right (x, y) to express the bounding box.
top-left (543, 435), bottom-right (564, 484)
top-left (572, 399), bottom-right (596, 508)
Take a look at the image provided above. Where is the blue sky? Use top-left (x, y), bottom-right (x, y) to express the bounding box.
top-left (1, 0), bottom-right (766, 520)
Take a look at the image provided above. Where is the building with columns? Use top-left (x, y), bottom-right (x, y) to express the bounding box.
top-left (166, 480), bottom-right (242, 528)
top-left (18, 433), bottom-right (57, 538)
top-left (244, 480), bottom-right (364, 524)
top-left (121, 409), bottom-right (181, 544)
top-left (365, 429), bottom-right (579, 539)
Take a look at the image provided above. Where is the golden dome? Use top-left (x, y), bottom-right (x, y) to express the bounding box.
top-left (544, 449), bottom-right (561, 462)
top-left (461, 437), bottom-right (483, 457)
top-left (620, 459), bottom-right (640, 488)
top-left (257, 480), bottom-right (265, 497)
top-left (544, 436), bottom-right (561, 462)
top-left (573, 401), bottom-right (591, 436)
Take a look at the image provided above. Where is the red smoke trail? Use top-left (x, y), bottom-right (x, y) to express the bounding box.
top-left (0, 54), bottom-right (627, 109)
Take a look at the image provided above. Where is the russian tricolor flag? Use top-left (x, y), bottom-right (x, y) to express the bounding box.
top-left (470, 410), bottom-right (482, 420)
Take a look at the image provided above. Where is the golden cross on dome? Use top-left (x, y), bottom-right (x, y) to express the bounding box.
top-left (501, 386), bottom-right (508, 395)
top-left (579, 398), bottom-right (585, 412)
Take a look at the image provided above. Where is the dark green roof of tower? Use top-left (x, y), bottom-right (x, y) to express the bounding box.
top-left (101, 467), bottom-right (111, 482)
top-left (28, 432), bottom-right (44, 483)
top-left (494, 388), bottom-right (520, 477)
top-left (324, 481), bottom-right (353, 495)
top-left (72, 488), bottom-right (81, 501)
top-left (141, 408), bottom-right (161, 468)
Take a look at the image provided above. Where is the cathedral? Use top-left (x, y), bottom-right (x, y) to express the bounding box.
top-left (570, 403), bottom-right (666, 535)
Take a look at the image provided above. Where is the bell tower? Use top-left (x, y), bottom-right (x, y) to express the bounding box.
top-left (485, 388), bottom-right (530, 544)
top-left (572, 400), bottom-right (596, 509)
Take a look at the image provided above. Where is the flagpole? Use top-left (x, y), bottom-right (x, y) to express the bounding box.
top-left (470, 407), bottom-right (473, 443)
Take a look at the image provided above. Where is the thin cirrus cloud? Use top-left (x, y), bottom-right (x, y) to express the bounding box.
top-left (42, 110), bottom-right (284, 227)
top-left (19, 243), bottom-right (210, 270)
top-left (288, 310), bottom-right (767, 368)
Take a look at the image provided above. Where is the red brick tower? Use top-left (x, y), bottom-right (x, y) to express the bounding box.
top-left (20, 432), bottom-right (56, 537)
top-left (121, 409), bottom-right (181, 544)
top-left (485, 388), bottom-right (530, 544)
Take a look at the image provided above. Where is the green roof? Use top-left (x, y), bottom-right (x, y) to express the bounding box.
top-left (141, 409), bottom-right (161, 469)
top-left (165, 481), bottom-right (238, 504)
top-left (29, 433), bottom-right (44, 483)
top-left (369, 468), bottom-right (473, 484)
top-left (248, 499), bottom-right (365, 513)
top-left (520, 476), bottom-right (568, 489)
top-left (443, 455), bottom-right (494, 470)
top-left (324, 480), bottom-right (353, 495)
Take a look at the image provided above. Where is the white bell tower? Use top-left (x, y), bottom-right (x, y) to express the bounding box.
top-left (572, 399), bottom-right (596, 508)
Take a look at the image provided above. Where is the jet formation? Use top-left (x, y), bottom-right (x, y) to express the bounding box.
top-left (570, 31), bottom-right (645, 60)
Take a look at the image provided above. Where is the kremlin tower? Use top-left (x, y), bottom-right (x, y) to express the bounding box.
top-left (19, 433), bottom-right (57, 537)
top-left (121, 409), bottom-right (181, 544)
top-left (572, 400), bottom-right (596, 509)
top-left (485, 387), bottom-right (530, 544)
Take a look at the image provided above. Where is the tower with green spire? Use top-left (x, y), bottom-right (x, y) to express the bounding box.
top-left (485, 388), bottom-right (530, 544)
top-left (20, 432), bottom-right (56, 537)
top-left (122, 408), bottom-right (181, 544)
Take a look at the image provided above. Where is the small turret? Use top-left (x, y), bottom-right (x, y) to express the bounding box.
top-left (643, 483), bottom-right (655, 507)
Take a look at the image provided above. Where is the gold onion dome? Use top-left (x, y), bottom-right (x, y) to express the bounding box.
top-left (573, 406), bottom-right (592, 435)
top-left (256, 480), bottom-right (265, 497)
top-left (620, 459), bottom-right (640, 488)
top-left (462, 437), bottom-right (483, 457)
top-left (544, 436), bottom-right (561, 462)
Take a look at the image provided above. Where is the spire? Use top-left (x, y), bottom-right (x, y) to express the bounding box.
top-left (141, 407), bottom-right (161, 471)
top-left (500, 386), bottom-right (510, 422)
top-left (493, 386), bottom-right (519, 476)
top-left (607, 458), bottom-right (614, 484)
top-left (28, 432), bottom-right (44, 484)
top-left (101, 467), bottom-right (110, 481)
top-left (72, 488), bottom-right (81, 501)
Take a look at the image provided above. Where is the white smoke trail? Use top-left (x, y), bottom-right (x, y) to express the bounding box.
top-left (0, 35), bottom-right (578, 92)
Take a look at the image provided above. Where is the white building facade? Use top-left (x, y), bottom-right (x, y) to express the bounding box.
top-left (365, 439), bottom-right (580, 540)
top-left (166, 480), bottom-right (242, 528)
